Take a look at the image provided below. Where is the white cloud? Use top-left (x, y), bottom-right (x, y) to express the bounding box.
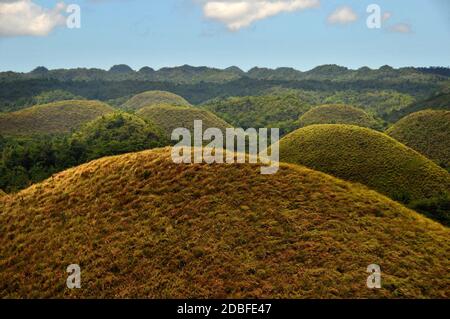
top-left (327, 6), bottom-right (357, 25)
top-left (0, 0), bottom-right (66, 37)
top-left (389, 23), bottom-right (412, 34)
top-left (199, 0), bottom-right (320, 31)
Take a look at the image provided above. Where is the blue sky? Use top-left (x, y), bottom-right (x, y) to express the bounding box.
top-left (0, 0), bottom-right (449, 72)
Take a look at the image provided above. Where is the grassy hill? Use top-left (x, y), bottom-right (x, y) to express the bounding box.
top-left (387, 110), bottom-right (450, 169)
top-left (0, 100), bottom-right (114, 136)
top-left (70, 112), bottom-right (167, 162)
top-left (137, 104), bottom-right (231, 139)
top-left (0, 189), bottom-right (6, 197)
top-left (121, 90), bottom-right (191, 111)
top-left (277, 125), bottom-right (450, 223)
top-left (298, 104), bottom-right (378, 128)
top-left (0, 147), bottom-right (448, 298)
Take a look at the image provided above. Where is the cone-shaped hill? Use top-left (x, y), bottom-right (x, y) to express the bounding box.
top-left (299, 104), bottom-right (378, 128)
top-left (277, 125), bottom-right (450, 215)
top-left (0, 148), bottom-right (448, 298)
top-left (136, 104), bottom-right (231, 139)
top-left (0, 100), bottom-right (115, 136)
top-left (387, 110), bottom-right (450, 169)
top-left (121, 90), bottom-right (191, 111)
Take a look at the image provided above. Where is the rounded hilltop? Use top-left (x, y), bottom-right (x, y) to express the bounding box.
top-left (122, 90), bottom-right (191, 111)
top-left (70, 112), bottom-right (167, 161)
top-left (136, 104), bottom-right (231, 139)
top-left (299, 104), bottom-right (378, 128)
top-left (0, 147), bottom-right (448, 298)
top-left (277, 124), bottom-right (450, 223)
top-left (0, 100), bottom-right (115, 136)
top-left (387, 110), bottom-right (450, 169)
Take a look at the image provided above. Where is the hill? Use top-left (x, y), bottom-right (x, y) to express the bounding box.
top-left (203, 93), bottom-right (311, 135)
top-left (298, 104), bottom-right (378, 128)
top-left (0, 147), bottom-right (448, 298)
top-left (277, 125), bottom-right (450, 223)
top-left (386, 91), bottom-right (450, 122)
top-left (0, 100), bottom-right (115, 136)
top-left (70, 112), bottom-right (167, 162)
top-left (137, 105), bottom-right (231, 139)
top-left (386, 110), bottom-right (450, 169)
top-left (121, 90), bottom-right (191, 111)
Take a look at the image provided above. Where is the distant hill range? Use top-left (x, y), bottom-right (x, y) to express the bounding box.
top-left (1, 64), bottom-right (449, 84)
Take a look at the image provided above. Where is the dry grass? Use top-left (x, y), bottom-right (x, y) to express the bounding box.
top-left (0, 100), bottom-right (115, 136)
top-left (299, 104), bottom-right (378, 128)
top-left (0, 147), bottom-right (449, 298)
top-left (121, 91), bottom-right (191, 111)
top-left (136, 104), bottom-right (231, 139)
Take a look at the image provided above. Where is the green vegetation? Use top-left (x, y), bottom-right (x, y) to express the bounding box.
top-left (387, 110), bottom-right (450, 169)
top-left (32, 90), bottom-right (84, 105)
top-left (203, 93), bottom-right (310, 135)
top-left (0, 147), bottom-right (448, 298)
top-left (70, 112), bottom-right (167, 162)
top-left (137, 104), bottom-right (231, 139)
top-left (298, 104), bottom-right (379, 128)
top-left (121, 90), bottom-right (191, 111)
top-left (277, 124), bottom-right (450, 224)
top-left (0, 100), bottom-right (115, 136)
top-left (387, 91), bottom-right (450, 122)
top-left (320, 90), bottom-right (415, 120)
top-left (0, 113), bottom-right (167, 192)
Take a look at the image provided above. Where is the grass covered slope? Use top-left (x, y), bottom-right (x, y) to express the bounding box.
top-left (137, 104), bottom-right (231, 139)
top-left (121, 90), bottom-right (191, 111)
top-left (0, 147), bottom-right (449, 298)
top-left (387, 110), bottom-right (450, 169)
top-left (278, 125), bottom-right (450, 218)
top-left (0, 100), bottom-right (114, 136)
top-left (299, 104), bottom-right (378, 128)
top-left (70, 112), bottom-right (167, 161)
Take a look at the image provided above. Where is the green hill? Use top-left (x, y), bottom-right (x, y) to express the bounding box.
top-left (298, 104), bottom-right (378, 128)
top-left (121, 90), bottom-right (191, 111)
top-left (137, 104), bottom-right (231, 139)
top-left (0, 147), bottom-right (448, 298)
top-left (203, 93), bottom-right (310, 135)
top-left (387, 110), bottom-right (450, 169)
top-left (70, 112), bottom-right (167, 162)
top-left (0, 100), bottom-right (115, 136)
top-left (277, 125), bottom-right (450, 223)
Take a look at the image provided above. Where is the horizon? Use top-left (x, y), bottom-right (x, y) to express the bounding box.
top-left (4, 63), bottom-right (450, 74)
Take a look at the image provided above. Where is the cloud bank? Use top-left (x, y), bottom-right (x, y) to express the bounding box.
top-left (199, 0), bottom-right (320, 31)
top-left (0, 0), bottom-right (66, 37)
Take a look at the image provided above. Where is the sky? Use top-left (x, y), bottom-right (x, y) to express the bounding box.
top-left (0, 0), bottom-right (449, 72)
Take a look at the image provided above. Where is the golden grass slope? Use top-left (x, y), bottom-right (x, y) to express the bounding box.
top-left (387, 110), bottom-right (450, 169)
top-left (278, 125), bottom-right (450, 205)
top-left (0, 100), bottom-right (115, 136)
top-left (136, 104), bottom-right (231, 139)
top-left (122, 90), bottom-right (191, 111)
top-left (299, 104), bottom-right (378, 128)
top-left (0, 147), bottom-right (449, 298)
